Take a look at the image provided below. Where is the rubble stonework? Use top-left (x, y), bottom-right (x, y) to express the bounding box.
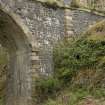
top-left (0, 0), bottom-right (105, 105)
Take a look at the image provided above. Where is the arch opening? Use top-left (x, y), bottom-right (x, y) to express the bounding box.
top-left (0, 9), bottom-right (32, 105)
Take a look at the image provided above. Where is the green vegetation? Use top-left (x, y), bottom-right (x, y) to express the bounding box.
top-left (76, 0), bottom-right (105, 15)
top-left (34, 20), bottom-right (105, 105)
top-left (53, 33), bottom-right (105, 89)
top-left (35, 77), bottom-right (60, 98)
top-left (0, 98), bottom-right (4, 105)
top-left (31, 0), bottom-right (105, 16)
top-left (0, 47), bottom-right (8, 105)
top-left (44, 88), bottom-right (105, 105)
top-left (34, 0), bottom-right (64, 8)
top-left (0, 55), bottom-right (7, 65)
top-left (34, 77), bottom-right (61, 104)
top-left (71, 0), bottom-right (80, 8)
top-left (85, 20), bottom-right (105, 37)
top-left (34, 0), bottom-right (80, 8)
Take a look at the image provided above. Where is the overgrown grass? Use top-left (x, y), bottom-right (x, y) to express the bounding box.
top-left (34, 20), bottom-right (105, 105)
top-left (0, 48), bottom-right (8, 65)
top-left (44, 87), bottom-right (105, 105)
top-left (35, 40), bottom-right (105, 104)
top-left (54, 37), bottom-right (105, 85)
top-left (34, 77), bottom-right (61, 102)
top-left (85, 20), bottom-right (105, 38)
top-left (43, 35), bottom-right (105, 104)
top-left (0, 47), bottom-right (8, 105)
top-left (0, 98), bottom-right (4, 105)
top-left (44, 88), bottom-right (105, 105)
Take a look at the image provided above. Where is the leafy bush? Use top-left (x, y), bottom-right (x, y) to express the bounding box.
top-left (35, 34), bottom-right (105, 103)
top-left (34, 77), bottom-right (61, 103)
top-left (35, 77), bottom-right (60, 95)
top-left (53, 36), bottom-right (105, 86)
top-left (0, 47), bottom-right (7, 105)
top-left (34, 20), bottom-right (105, 105)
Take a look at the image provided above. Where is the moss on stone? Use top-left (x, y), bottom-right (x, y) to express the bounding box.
top-left (71, 0), bottom-right (80, 8)
top-left (85, 20), bottom-right (105, 41)
top-left (76, 0), bottom-right (105, 14)
top-left (34, 0), bottom-right (64, 8)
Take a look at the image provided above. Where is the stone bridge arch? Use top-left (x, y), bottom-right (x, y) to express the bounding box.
top-left (0, 0), bottom-right (105, 105)
top-left (0, 7), bottom-right (37, 105)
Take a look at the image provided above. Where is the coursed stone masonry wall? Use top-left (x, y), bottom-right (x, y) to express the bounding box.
top-left (65, 9), bottom-right (105, 37)
top-left (0, 0), bottom-right (65, 75)
top-left (0, 0), bottom-right (105, 104)
top-left (0, 0), bottom-right (105, 77)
